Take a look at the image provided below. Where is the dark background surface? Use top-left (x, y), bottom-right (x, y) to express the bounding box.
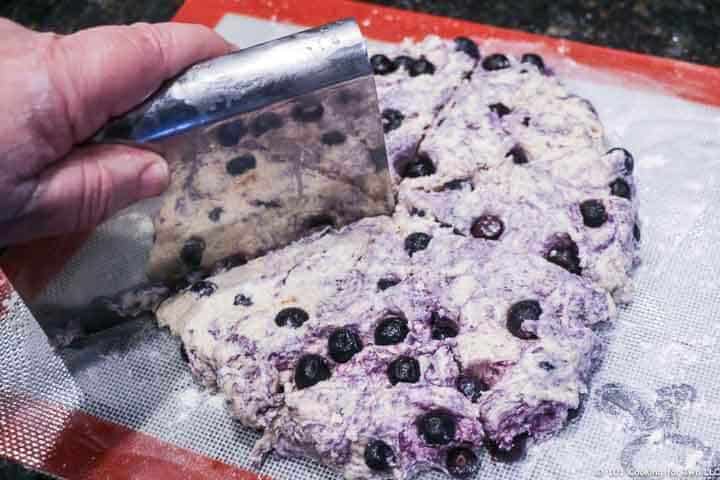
top-left (1, 0), bottom-right (719, 66)
top-left (0, 0), bottom-right (718, 478)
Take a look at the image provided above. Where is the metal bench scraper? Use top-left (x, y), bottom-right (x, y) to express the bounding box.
top-left (95, 19), bottom-right (393, 282)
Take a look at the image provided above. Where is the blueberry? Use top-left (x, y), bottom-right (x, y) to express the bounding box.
top-left (566, 398), bottom-right (584, 422)
top-left (417, 410), bottom-right (456, 445)
top-left (294, 354), bottom-right (331, 389)
top-left (566, 407), bottom-right (580, 422)
top-left (250, 199), bottom-right (282, 209)
top-left (545, 234), bottom-right (582, 275)
top-left (409, 57), bottom-right (436, 77)
top-left (484, 434), bottom-right (528, 463)
top-left (507, 300), bottom-right (542, 340)
top-left (456, 374), bottom-right (489, 402)
top-left (394, 55), bottom-right (415, 72)
top-left (608, 147), bottom-right (634, 174)
top-left (328, 327), bottom-right (363, 363)
top-left (217, 120), bottom-right (246, 146)
top-left (233, 294), bottom-right (253, 306)
top-left (404, 232), bottom-right (432, 256)
top-left (208, 207), bottom-right (223, 222)
top-left (214, 253), bottom-right (247, 272)
top-left (470, 215), bottom-right (504, 240)
top-left (633, 223), bottom-right (641, 242)
top-left (337, 89), bottom-right (360, 105)
top-left (291, 102), bottom-right (324, 122)
top-left (440, 179), bottom-right (469, 191)
top-left (371, 54), bottom-right (398, 75)
top-left (180, 236), bottom-right (205, 268)
top-left (374, 316), bottom-right (409, 345)
top-left (190, 280), bottom-right (217, 297)
top-left (482, 53), bottom-right (511, 70)
top-left (251, 112), bottom-right (283, 137)
top-left (170, 277), bottom-right (191, 293)
top-left (381, 108), bottom-right (405, 133)
top-left (539, 361), bottom-right (555, 371)
top-left (454, 37), bottom-right (480, 60)
top-left (303, 213), bottom-right (335, 231)
top-left (430, 312), bottom-right (459, 340)
top-left (489, 103), bottom-right (512, 117)
top-left (521, 53), bottom-right (545, 72)
top-left (400, 152), bottom-right (436, 178)
top-left (364, 440), bottom-right (395, 471)
top-left (377, 277), bottom-right (401, 291)
top-left (506, 145), bottom-right (529, 164)
top-left (369, 148), bottom-right (392, 175)
top-left (321, 130), bottom-right (347, 146)
top-left (579, 199), bottom-right (607, 228)
top-left (226, 153), bottom-right (257, 176)
top-left (387, 356), bottom-right (421, 385)
top-left (610, 178), bottom-right (632, 199)
top-left (446, 447), bottom-right (480, 478)
top-left (275, 307), bottom-right (309, 328)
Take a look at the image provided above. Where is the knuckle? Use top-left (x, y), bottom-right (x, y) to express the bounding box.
top-left (17, 31), bottom-right (76, 163)
top-left (128, 22), bottom-right (171, 77)
top-left (78, 159), bottom-right (114, 230)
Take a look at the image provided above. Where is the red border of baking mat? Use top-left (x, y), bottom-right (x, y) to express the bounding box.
top-left (0, 392), bottom-right (267, 480)
top-left (0, 271), bottom-right (12, 318)
top-left (2, 0), bottom-right (720, 478)
top-left (176, 0), bottom-right (720, 107)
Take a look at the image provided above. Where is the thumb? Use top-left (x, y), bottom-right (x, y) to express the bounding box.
top-left (2, 145), bottom-right (169, 245)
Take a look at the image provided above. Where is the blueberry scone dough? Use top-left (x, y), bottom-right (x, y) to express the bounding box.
top-left (372, 36), bottom-right (478, 182)
top-left (400, 161), bottom-right (638, 301)
top-left (156, 39), bottom-right (639, 479)
top-left (396, 52), bottom-right (639, 301)
top-left (157, 214), bottom-right (613, 478)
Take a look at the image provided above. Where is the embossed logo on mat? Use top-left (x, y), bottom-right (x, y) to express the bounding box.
top-left (596, 383), bottom-right (719, 479)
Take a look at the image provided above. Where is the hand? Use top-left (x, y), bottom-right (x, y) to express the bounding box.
top-left (0, 19), bottom-right (232, 247)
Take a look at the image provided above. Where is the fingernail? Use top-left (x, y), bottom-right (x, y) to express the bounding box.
top-left (140, 159), bottom-right (169, 197)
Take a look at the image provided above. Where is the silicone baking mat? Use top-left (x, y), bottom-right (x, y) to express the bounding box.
top-left (2, 1), bottom-right (720, 479)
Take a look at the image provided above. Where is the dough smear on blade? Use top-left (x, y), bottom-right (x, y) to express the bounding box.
top-left (156, 36), bottom-right (639, 479)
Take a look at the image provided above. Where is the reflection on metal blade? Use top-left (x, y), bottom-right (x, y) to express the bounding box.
top-left (95, 19), bottom-right (393, 280)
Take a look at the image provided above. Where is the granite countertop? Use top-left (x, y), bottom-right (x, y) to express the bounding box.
top-left (0, 0), bottom-right (717, 478)
top-left (1, 0), bottom-right (718, 66)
